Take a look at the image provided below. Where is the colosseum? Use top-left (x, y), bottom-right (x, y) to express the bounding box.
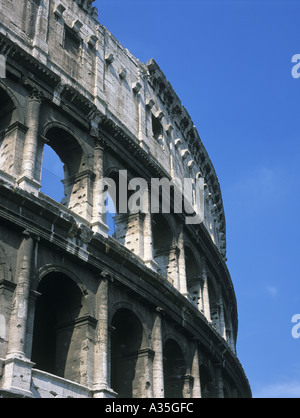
top-left (0, 0), bottom-right (251, 399)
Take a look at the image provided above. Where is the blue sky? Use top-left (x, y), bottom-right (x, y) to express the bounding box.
top-left (42, 0), bottom-right (300, 398)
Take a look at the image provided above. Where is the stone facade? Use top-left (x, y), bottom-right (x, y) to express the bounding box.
top-left (0, 0), bottom-right (251, 398)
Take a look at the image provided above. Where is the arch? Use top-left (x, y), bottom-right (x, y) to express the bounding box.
top-left (43, 125), bottom-right (85, 178)
top-left (40, 144), bottom-right (65, 202)
top-left (103, 168), bottom-right (142, 247)
top-left (199, 364), bottom-right (214, 398)
top-left (0, 244), bottom-right (10, 282)
top-left (163, 338), bottom-right (187, 398)
top-left (36, 264), bottom-right (88, 296)
top-left (0, 84), bottom-right (24, 178)
top-left (31, 271), bottom-right (86, 383)
top-left (39, 125), bottom-right (90, 213)
top-left (0, 81), bottom-right (24, 125)
top-left (110, 308), bottom-right (147, 398)
top-left (103, 169), bottom-right (123, 240)
top-left (43, 122), bottom-right (89, 158)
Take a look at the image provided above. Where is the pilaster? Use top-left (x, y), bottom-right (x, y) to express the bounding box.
top-left (2, 231), bottom-right (37, 398)
top-left (18, 89), bottom-right (43, 196)
top-left (93, 273), bottom-right (117, 399)
top-left (91, 140), bottom-right (109, 236)
top-left (152, 309), bottom-right (165, 398)
top-left (177, 223), bottom-right (188, 298)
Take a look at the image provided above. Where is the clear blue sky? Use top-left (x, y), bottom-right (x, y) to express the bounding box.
top-left (42, 0), bottom-right (300, 398)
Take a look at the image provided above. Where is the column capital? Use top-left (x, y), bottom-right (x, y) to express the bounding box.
top-left (96, 270), bottom-right (114, 283)
top-left (28, 88), bottom-right (44, 103)
top-left (22, 229), bottom-right (40, 242)
top-left (21, 77), bottom-right (44, 103)
top-left (95, 133), bottom-right (109, 150)
top-left (95, 138), bottom-right (105, 151)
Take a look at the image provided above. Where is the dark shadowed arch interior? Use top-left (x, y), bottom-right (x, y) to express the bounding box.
top-left (185, 246), bottom-right (200, 306)
top-left (111, 308), bottom-right (145, 398)
top-left (0, 87), bottom-right (18, 174)
top-left (31, 272), bottom-right (83, 382)
top-left (152, 214), bottom-right (173, 278)
top-left (0, 87), bottom-right (17, 130)
top-left (199, 364), bottom-right (214, 398)
top-left (163, 339), bottom-right (187, 398)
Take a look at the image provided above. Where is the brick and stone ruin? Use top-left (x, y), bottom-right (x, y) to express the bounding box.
top-left (0, 0), bottom-right (251, 398)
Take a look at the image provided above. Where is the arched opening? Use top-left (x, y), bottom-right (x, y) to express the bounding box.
top-left (41, 127), bottom-right (85, 211)
top-left (111, 308), bottom-right (145, 398)
top-left (104, 170), bottom-right (141, 250)
top-left (152, 214), bottom-right (174, 279)
top-left (0, 87), bottom-right (19, 176)
top-left (199, 365), bottom-right (214, 398)
top-left (0, 88), bottom-right (17, 128)
top-left (103, 171), bottom-right (121, 240)
top-left (185, 246), bottom-right (200, 307)
top-left (163, 339), bottom-right (187, 398)
top-left (106, 192), bottom-right (117, 237)
top-left (31, 272), bottom-right (84, 383)
top-left (40, 144), bottom-right (65, 203)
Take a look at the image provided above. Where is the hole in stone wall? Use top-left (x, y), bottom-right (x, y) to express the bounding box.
top-left (64, 27), bottom-right (81, 56)
top-left (152, 114), bottom-right (163, 141)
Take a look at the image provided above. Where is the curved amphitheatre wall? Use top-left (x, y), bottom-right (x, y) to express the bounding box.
top-left (0, 0), bottom-right (251, 398)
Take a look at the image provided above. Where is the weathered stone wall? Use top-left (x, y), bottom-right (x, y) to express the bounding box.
top-left (0, 0), bottom-right (251, 399)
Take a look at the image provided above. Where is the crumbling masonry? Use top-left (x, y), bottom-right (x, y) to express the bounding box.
top-left (0, 0), bottom-right (251, 398)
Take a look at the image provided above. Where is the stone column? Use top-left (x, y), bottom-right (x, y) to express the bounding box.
top-left (191, 346), bottom-right (202, 398)
top-left (18, 89), bottom-right (43, 196)
top-left (91, 140), bottom-right (109, 236)
top-left (0, 280), bottom-right (17, 359)
top-left (177, 223), bottom-right (188, 297)
top-left (3, 231), bottom-right (36, 397)
top-left (152, 309), bottom-right (164, 398)
top-left (201, 263), bottom-right (211, 323)
top-left (7, 232), bottom-right (35, 358)
top-left (133, 348), bottom-right (155, 398)
top-left (93, 273), bottom-right (116, 398)
top-left (183, 375), bottom-right (194, 398)
top-left (144, 187), bottom-right (156, 271)
top-left (167, 245), bottom-right (179, 288)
